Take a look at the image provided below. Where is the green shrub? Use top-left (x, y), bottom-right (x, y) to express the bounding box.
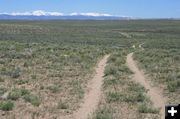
top-left (138, 103), bottom-right (159, 114)
top-left (118, 65), bottom-right (131, 73)
top-left (94, 113), bottom-right (112, 119)
top-left (0, 101), bottom-right (14, 111)
top-left (167, 82), bottom-right (176, 92)
top-left (115, 58), bottom-right (125, 66)
top-left (167, 80), bottom-right (180, 92)
top-left (8, 89), bottom-right (21, 100)
top-left (123, 92), bottom-right (146, 103)
top-left (103, 78), bottom-right (118, 87)
top-left (8, 88), bottom-right (30, 100)
top-left (128, 83), bottom-right (146, 93)
top-left (108, 55), bottom-right (117, 63)
top-left (106, 92), bottom-right (123, 103)
top-left (136, 93), bottom-right (146, 102)
top-left (93, 108), bottom-right (113, 119)
top-left (104, 65), bottom-right (117, 76)
top-left (20, 88), bottom-right (30, 96)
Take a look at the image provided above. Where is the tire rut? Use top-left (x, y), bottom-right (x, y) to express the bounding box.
top-left (126, 52), bottom-right (166, 119)
top-left (72, 55), bottom-right (110, 119)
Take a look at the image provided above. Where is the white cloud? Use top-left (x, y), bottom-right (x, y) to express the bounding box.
top-left (70, 12), bottom-right (112, 17)
top-left (10, 10), bottom-right (64, 16)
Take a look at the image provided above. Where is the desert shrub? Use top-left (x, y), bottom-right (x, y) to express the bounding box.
top-left (135, 49), bottom-right (180, 98)
top-left (57, 101), bottom-right (69, 109)
top-left (23, 60), bottom-right (33, 67)
top-left (10, 67), bottom-right (21, 78)
top-left (118, 65), bottom-right (132, 73)
top-left (106, 92), bottom-right (123, 103)
top-left (107, 55), bottom-right (117, 63)
top-left (114, 58), bottom-right (125, 66)
top-left (138, 103), bottom-right (159, 114)
top-left (104, 65), bottom-right (117, 76)
top-left (128, 82), bottom-right (146, 93)
top-left (0, 77), bottom-right (4, 82)
top-left (23, 62), bottom-right (28, 67)
top-left (47, 85), bottom-right (59, 93)
top-left (103, 78), bottom-right (119, 88)
top-left (93, 108), bottom-right (113, 119)
top-left (4, 52), bottom-right (25, 59)
top-left (20, 88), bottom-right (30, 96)
top-left (1, 67), bottom-right (6, 72)
top-left (8, 88), bottom-right (30, 100)
top-left (15, 79), bottom-right (28, 85)
top-left (23, 94), bottom-right (41, 106)
top-left (69, 55), bottom-right (81, 63)
top-left (8, 89), bottom-right (22, 100)
top-left (167, 80), bottom-right (180, 92)
top-left (31, 75), bottom-right (36, 79)
top-left (0, 87), bottom-right (7, 96)
top-left (136, 93), bottom-right (146, 102)
top-left (123, 92), bottom-right (146, 103)
top-left (0, 59), bottom-right (5, 64)
top-left (0, 101), bottom-right (14, 111)
top-left (173, 55), bottom-right (180, 60)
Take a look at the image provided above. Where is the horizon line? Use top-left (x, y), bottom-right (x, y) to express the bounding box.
top-left (0, 10), bottom-right (179, 19)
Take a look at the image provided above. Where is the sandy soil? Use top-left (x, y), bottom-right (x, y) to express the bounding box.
top-left (126, 52), bottom-right (166, 119)
top-left (71, 55), bottom-right (109, 119)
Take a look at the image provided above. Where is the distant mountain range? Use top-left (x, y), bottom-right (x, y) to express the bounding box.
top-left (0, 14), bottom-right (130, 20)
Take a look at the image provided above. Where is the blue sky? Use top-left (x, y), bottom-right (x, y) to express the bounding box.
top-left (0, 0), bottom-right (180, 18)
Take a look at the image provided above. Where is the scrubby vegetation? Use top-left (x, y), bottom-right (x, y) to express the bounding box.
top-left (135, 49), bottom-right (180, 103)
top-left (92, 20), bottom-right (180, 119)
top-left (0, 20), bottom-right (180, 118)
top-left (0, 20), bottom-right (133, 118)
top-left (134, 23), bottom-right (180, 104)
top-left (0, 101), bottom-right (14, 111)
top-left (93, 51), bottom-right (159, 119)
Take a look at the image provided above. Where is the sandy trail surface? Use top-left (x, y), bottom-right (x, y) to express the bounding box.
top-left (126, 52), bottom-right (166, 119)
top-left (72, 55), bottom-right (109, 119)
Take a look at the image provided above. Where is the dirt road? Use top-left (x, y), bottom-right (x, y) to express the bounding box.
top-left (72, 55), bottom-right (109, 119)
top-left (126, 52), bottom-right (166, 119)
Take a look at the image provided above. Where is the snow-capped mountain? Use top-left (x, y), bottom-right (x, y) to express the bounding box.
top-left (0, 10), bottom-right (131, 20)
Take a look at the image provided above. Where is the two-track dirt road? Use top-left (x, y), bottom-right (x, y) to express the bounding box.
top-left (66, 52), bottom-right (166, 119)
